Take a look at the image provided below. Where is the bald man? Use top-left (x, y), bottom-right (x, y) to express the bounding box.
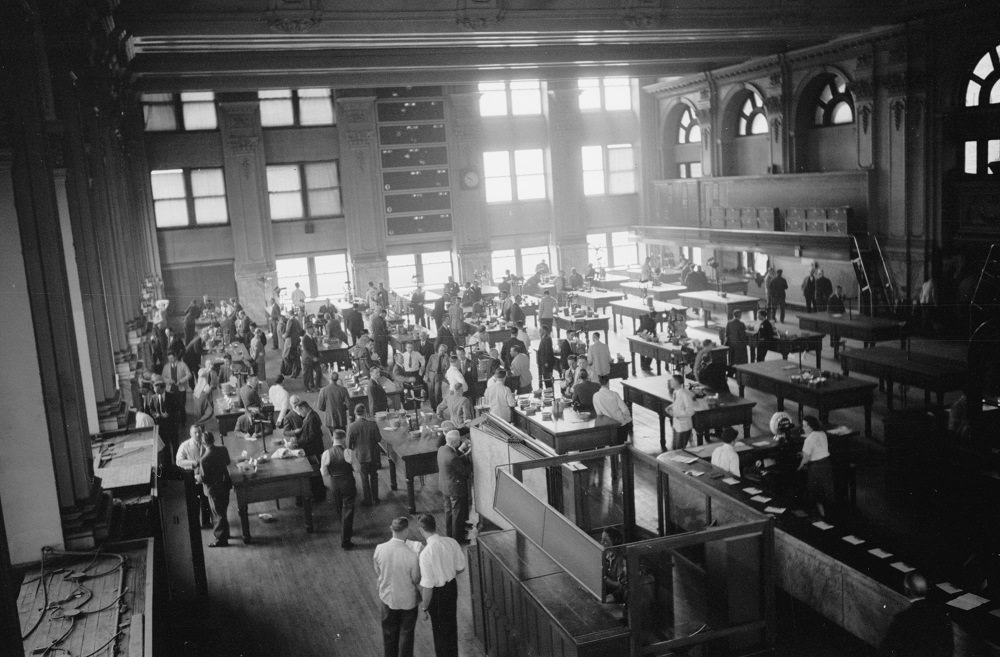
top-left (436, 430), bottom-right (472, 543)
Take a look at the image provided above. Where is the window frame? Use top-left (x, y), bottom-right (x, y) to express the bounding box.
top-left (388, 251), bottom-right (454, 294)
top-left (677, 106), bottom-right (702, 144)
top-left (737, 91), bottom-right (768, 137)
top-left (482, 149), bottom-right (548, 203)
top-left (150, 167), bottom-right (229, 229)
top-left (578, 77), bottom-right (633, 112)
top-left (582, 144), bottom-right (637, 196)
top-left (477, 80), bottom-right (543, 118)
top-left (813, 76), bottom-right (855, 127)
top-left (266, 161), bottom-right (344, 222)
top-left (141, 92), bottom-right (219, 132)
top-left (258, 88), bottom-right (336, 128)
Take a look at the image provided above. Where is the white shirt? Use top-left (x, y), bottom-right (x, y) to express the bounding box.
top-left (403, 350), bottom-right (425, 373)
top-left (373, 538), bottom-right (421, 610)
top-left (538, 295), bottom-right (557, 319)
top-left (802, 430), bottom-right (830, 463)
top-left (593, 387), bottom-right (631, 425)
top-left (291, 288), bottom-right (306, 305)
top-left (418, 533), bottom-right (466, 589)
top-left (710, 442), bottom-right (741, 477)
top-left (588, 340), bottom-right (611, 377)
top-left (269, 383), bottom-right (291, 424)
top-left (175, 437), bottom-right (205, 469)
top-left (483, 379), bottom-right (516, 421)
top-left (445, 365), bottom-right (465, 390)
top-left (668, 386), bottom-right (695, 432)
top-left (134, 411), bottom-right (155, 429)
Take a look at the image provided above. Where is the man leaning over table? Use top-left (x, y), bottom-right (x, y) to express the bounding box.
top-left (666, 374), bottom-right (695, 452)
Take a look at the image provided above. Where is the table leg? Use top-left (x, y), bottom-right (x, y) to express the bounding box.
top-left (613, 311), bottom-right (619, 333)
top-left (832, 333), bottom-right (841, 359)
top-left (604, 329), bottom-right (609, 344)
top-left (864, 403), bottom-right (872, 438)
top-left (703, 310), bottom-right (710, 328)
top-left (743, 420), bottom-right (751, 440)
top-left (631, 352), bottom-right (637, 376)
top-left (239, 503), bottom-right (251, 544)
top-left (738, 381), bottom-right (746, 397)
top-left (659, 412), bottom-right (667, 452)
top-left (303, 496), bottom-right (314, 533)
top-left (388, 459), bottom-right (398, 490)
top-left (656, 358), bottom-right (662, 376)
top-left (406, 477), bottom-right (417, 514)
top-left (815, 349), bottom-right (821, 369)
top-left (776, 395), bottom-right (784, 411)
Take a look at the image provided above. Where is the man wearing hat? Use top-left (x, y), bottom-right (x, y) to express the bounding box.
top-left (437, 430), bottom-right (472, 543)
top-left (148, 376), bottom-right (178, 457)
top-left (373, 517), bottom-right (421, 657)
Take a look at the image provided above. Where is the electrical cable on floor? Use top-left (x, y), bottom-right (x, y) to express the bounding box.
top-left (21, 547), bottom-right (51, 640)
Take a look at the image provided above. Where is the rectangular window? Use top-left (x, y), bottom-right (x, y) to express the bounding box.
top-left (578, 77), bottom-right (632, 111)
top-left (142, 93), bottom-right (178, 131)
top-left (679, 161), bottom-right (703, 179)
top-left (582, 145), bottom-right (636, 196)
top-left (514, 149), bottom-right (546, 200)
top-left (483, 151), bottom-right (513, 203)
top-left (141, 92), bottom-right (218, 131)
top-left (387, 253), bottom-right (451, 293)
top-left (491, 249), bottom-right (517, 282)
top-left (266, 161), bottom-right (342, 221)
top-left (298, 89), bottom-right (335, 125)
top-left (478, 80), bottom-right (542, 117)
top-left (421, 251), bottom-right (454, 290)
top-left (314, 253), bottom-right (350, 298)
top-left (259, 89), bottom-right (295, 127)
top-left (276, 257), bottom-right (310, 305)
top-left (387, 254), bottom-right (418, 292)
top-left (581, 145), bottom-right (606, 196)
top-left (611, 231), bottom-right (639, 267)
top-left (519, 246), bottom-right (550, 275)
top-left (259, 89), bottom-right (336, 127)
top-left (989, 139), bottom-right (1000, 174)
top-left (180, 92), bottom-right (218, 131)
top-left (587, 232), bottom-right (609, 268)
top-left (691, 246), bottom-right (703, 266)
top-left (150, 168), bottom-right (228, 228)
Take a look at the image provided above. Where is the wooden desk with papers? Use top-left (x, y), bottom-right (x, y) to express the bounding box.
top-left (798, 311), bottom-right (906, 357)
top-left (377, 417), bottom-right (441, 514)
top-left (511, 406), bottom-right (620, 454)
top-left (610, 298), bottom-right (688, 333)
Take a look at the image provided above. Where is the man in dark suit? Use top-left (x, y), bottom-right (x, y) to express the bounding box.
top-left (301, 325), bottom-right (322, 392)
top-left (321, 429), bottom-right (357, 550)
top-left (183, 299), bottom-right (201, 344)
top-left (879, 572), bottom-right (953, 657)
top-left (348, 403), bottom-right (383, 506)
top-left (289, 398), bottom-right (326, 502)
top-left (431, 295), bottom-right (448, 330)
top-left (148, 377), bottom-right (178, 458)
top-left (410, 285), bottom-right (427, 328)
top-left (636, 311), bottom-right (658, 372)
top-left (424, 343), bottom-right (451, 408)
top-left (197, 431), bottom-right (232, 548)
top-left (454, 346), bottom-right (478, 402)
top-left (434, 323), bottom-right (456, 355)
top-left (536, 325), bottom-right (556, 387)
top-left (500, 328), bottom-right (526, 370)
top-left (724, 309), bottom-right (749, 369)
top-left (316, 371), bottom-right (350, 432)
top-left (370, 308), bottom-right (390, 367)
top-left (164, 327), bottom-right (185, 361)
top-left (368, 367), bottom-right (390, 414)
top-left (238, 374), bottom-right (263, 409)
top-left (343, 303), bottom-right (365, 345)
top-left (416, 331), bottom-right (435, 363)
top-left (437, 430), bottom-right (472, 542)
top-left (571, 369), bottom-right (602, 412)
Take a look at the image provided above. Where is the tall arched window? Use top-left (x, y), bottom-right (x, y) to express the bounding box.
top-left (738, 91), bottom-right (768, 136)
top-left (814, 75), bottom-right (854, 126)
top-left (965, 44), bottom-right (1000, 107)
top-left (677, 106), bottom-right (701, 144)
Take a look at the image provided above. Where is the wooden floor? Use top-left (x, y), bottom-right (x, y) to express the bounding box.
top-left (158, 307), bottom-right (969, 657)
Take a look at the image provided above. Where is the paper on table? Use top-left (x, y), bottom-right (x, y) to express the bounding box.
top-left (827, 426), bottom-right (852, 436)
top-left (937, 583), bottom-right (962, 595)
top-left (947, 593), bottom-right (990, 611)
top-left (989, 609), bottom-right (1000, 619)
top-left (750, 495), bottom-right (772, 503)
top-left (890, 562), bottom-right (915, 573)
top-left (722, 477), bottom-right (741, 485)
top-left (685, 470), bottom-right (705, 477)
top-left (812, 521), bottom-right (835, 530)
top-left (742, 487), bottom-right (763, 495)
top-left (764, 506), bottom-right (786, 514)
top-left (868, 548), bottom-right (893, 559)
top-left (670, 455), bottom-right (699, 464)
top-left (751, 440), bottom-right (772, 447)
top-left (842, 535), bottom-right (865, 546)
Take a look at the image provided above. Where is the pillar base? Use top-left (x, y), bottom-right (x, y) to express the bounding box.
top-left (235, 265), bottom-right (277, 325)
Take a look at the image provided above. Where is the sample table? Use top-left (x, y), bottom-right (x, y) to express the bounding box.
top-left (464, 320), bottom-right (511, 348)
top-left (839, 346), bottom-right (967, 412)
top-left (733, 360), bottom-right (877, 437)
top-left (378, 418), bottom-right (442, 514)
top-left (626, 336), bottom-right (729, 377)
top-left (226, 434), bottom-right (315, 543)
top-left (619, 281), bottom-right (686, 301)
top-left (317, 342), bottom-right (352, 370)
top-left (214, 395), bottom-right (244, 436)
top-left (621, 377), bottom-right (755, 452)
top-left (678, 291), bottom-right (760, 328)
top-left (798, 311), bottom-right (907, 358)
top-left (610, 299), bottom-right (688, 333)
top-left (748, 329), bottom-right (825, 369)
top-left (511, 406), bottom-right (620, 454)
top-left (586, 273), bottom-right (631, 291)
top-left (569, 290), bottom-right (623, 312)
top-left (553, 314), bottom-right (610, 343)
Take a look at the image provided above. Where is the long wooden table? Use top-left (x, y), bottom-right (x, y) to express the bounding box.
top-left (214, 395), bottom-right (244, 435)
top-left (626, 336), bottom-right (728, 377)
top-left (610, 298), bottom-right (688, 333)
top-left (586, 273), bottom-right (631, 291)
top-left (317, 342), bottom-right (352, 370)
top-left (511, 406), bottom-right (620, 454)
top-left (839, 346), bottom-right (968, 412)
top-left (569, 289), bottom-right (622, 312)
top-left (226, 434), bottom-right (315, 543)
top-left (678, 290), bottom-right (760, 327)
top-left (733, 360), bottom-right (877, 437)
top-left (798, 311), bottom-right (907, 358)
top-left (748, 329), bottom-right (825, 369)
top-left (621, 377), bottom-right (755, 452)
top-left (553, 313), bottom-right (610, 343)
top-left (465, 319), bottom-right (510, 348)
top-left (378, 417), bottom-right (441, 514)
top-left (618, 281), bottom-right (686, 301)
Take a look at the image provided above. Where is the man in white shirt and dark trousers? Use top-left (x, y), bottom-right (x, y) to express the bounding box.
top-left (710, 427), bottom-right (741, 477)
top-left (593, 375), bottom-right (633, 445)
top-left (417, 513), bottom-right (466, 657)
top-left (666, 375), bottom-right (695, 452)
top-left (374, 516), bottom-right (421, 657)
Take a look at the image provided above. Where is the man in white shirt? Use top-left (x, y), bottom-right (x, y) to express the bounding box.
top-left (134, 408), bottom-right (155, 429)
top-left (444, 356), bottom-right (465, 392)
top-left (373, 516), bottom-right (421, 657)
top-left (417, 513), bottom-right (467, 657)
top-left (537, 289), bottom-right (557, 329)
top-left (291, 281), bottom-right (306, 311)
top-left (401, 342), bottom-right (425, 380)
top-left (268, 374), bottom-right (291, 425)
top-left (710, 427), bottom-right (741, 477)
top-left (482, 368), bottom-right (516, 421)
top-left (175, 424), bottom-right (211, 527)
top-left (509, 345), bottom-right (532, 394)
top-left (666, 374), bottom-right (695, 452)
top-left (588, 332), bottom-right (611, 378)
top-left (593, 375), bottom-right (633, 444)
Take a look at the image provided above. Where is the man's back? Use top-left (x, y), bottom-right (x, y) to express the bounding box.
top-left (374, 539), bottom-right (420, 609)
top-left (572, 381), bottom-right (602, 410)
top-left (348, 418), bottom-right (382, 463)
top-left (589, 341), bottom-right (611, 376)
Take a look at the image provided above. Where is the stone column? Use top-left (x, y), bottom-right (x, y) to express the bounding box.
top-left (448, 89), bottom-right (493, 282)
top-left (547, 83), bottom-right (589, 273)
top-left (218, 97), bottom-right (276, 324)
top-left (851, 48), bottom-right (876, 170)
top-left (694, 86), bottom-right (715, 177)
top-left (336, 95), bottom-right (388, 290)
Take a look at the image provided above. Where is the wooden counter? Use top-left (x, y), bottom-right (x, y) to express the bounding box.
top-left (798, 311), bottom-right (906, 357)
top-left (377, 418), bottom-right (441, 514)
top-left (553, 314), bottom-right (610, 343)
top-left (839, 346), bottom-right (967, 412)
top-left (570, 290), bottom-right (623, 312)
top-left (610, 298), bottom-right (688, 333)
top-left (679, 290), bottom-right (760, 327)
top-left (511, 406), bottom-right (620, 454)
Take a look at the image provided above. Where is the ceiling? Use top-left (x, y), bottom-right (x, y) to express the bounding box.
top-left (114, 0), bottom-right (972, 90)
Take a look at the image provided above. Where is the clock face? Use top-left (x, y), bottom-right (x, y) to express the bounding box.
top-left (462, 170), bottom-right (480, 189)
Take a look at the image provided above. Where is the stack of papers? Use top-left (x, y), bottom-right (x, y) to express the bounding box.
top-left (947, 593), bottom-right (990, 610)
top-left (750, 495), bottom-right (772, 503)
top-left (842, 535), bottom-right (865, 546)
top-left (937, 583), bottom-right (962, 595)
top-left (827, 426), bottom-right (852, 436)
top-left (890, 562), bottom-right (915, 573)
top-left (868, 548), bottom-right (893, 559)
top-left (722, 477), bottom-right (741, 485)
top-left (764, 506), bottom-right (787, 514)
top-left (742, 487), bottom-right (763, 495)
top-left (669, 455), bottom-right (699, 464)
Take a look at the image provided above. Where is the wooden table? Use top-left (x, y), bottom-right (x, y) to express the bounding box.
top-left (733, 360), bottom-right (877, 437)
top-left (748, 329), bottom-right (825, 369)
top-left (214, 395), bottom-right (244, 435)
top-left (618, 281), bottom-right (686, 301)
top-left (586, 273), bottom-right (631, 291)
top-left (317, 341), bottom-right (352, 370)
top-left (569, 290), bottom-right (622, 312)
top-left (798, 311), bottom-right (907, 358)
top-left (625, 336), bottom-right (728, 377)
top-left (716, 279), bottom-right (750, 295)
top-left (511, 406), bottom-right (620, 454)
top-left (839, 346), bottom-right (968, 412)
top-left (465, 319), bottom-right (512, 348)
top-left (678, 291), bottom-right (760, 327)
top-left (347, 383), bottom-right (404, 414)
top-left (621, 377), bottom-right (755, 452)
top-left (378, 417), bottom-right (442, 514)
top-left (610, 298), bottom-right (688, 333)
top-left (226, 434), bottom-right (315, 543)
top-left (552, 314), bottom-right (610, 343)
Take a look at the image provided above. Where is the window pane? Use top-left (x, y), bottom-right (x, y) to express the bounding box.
top-left (421, 251), bottom-right (453, 288)
top-left (193, 197), bottom-right (228, 225)
top-left (965, 141), bottom-right (978, 174)
top-left (299, 89), bottom-right (334, 125)
top-left (966, 80), bottom-right (982, 107)
top-left (581, 146), bottom-right (604, 171)
top-left (612, 245), bottom-right (638, 267)
top-left (387, 254), bottom-right (418, 290)
top-left (831, 102), bottom-right (853, 125)
top-left (583, 170), bottom-right (605, 196)
top-left (491, 249), bottom-right (516, 280)
top-left (305, 161), bottom-right (338, 189)
top-left (190, 168), bottom-right (226, 197)
top-left (587, 233), bottom-right (608, 266)
top-left (267, 165), bottom-right (302, 192)
top-left (609, 171), bottom-right (635, 195)
top-left (180, 92), bottom-right (217, 131)
top-left (485, 178), bottom-right (513, 203)
top-left (578, 78), bottom-right (601, 110)
top-left (750, 113), bottom-right (768, 134)
top-left (270, 192), bottom-right (304, 220)
top-left (603, 78), bottom-right (631, 111)
top-left (689, 124), bottom-right (701, 143)
top-left (989, 140), bottom-right (1000, 173)
top-left (991, 80), bottom-right (1000, 105)
top-left (153, 199), bottom-right (189, 228)
top-left (611, 231), bottom-right (632, 246)
top-left (260, 92), bottom-right (295, 127)
top-left (738, 117), bottom-right (748, 135)
top-left (268, 163), bottom-right (304, 220)
top-left (314, 253), bottom-right (349, 297)
top-left (516, 174), bottom-right (546, 200)
top-left (814, 106), bottom-right (826, 125)
top-left (819, 85), bottom-right (833, 103)
top-left (150, 170), bottom-right (186, 199)
top-left (510, 80), bottom-right (541, 116)
top-left (973, 52), bottom-right (994, 80)
top-left (514, 149), bottom-right (544, 175)
top-left (478, 82), bottom-right (508, 117)
top-left (142, 94), bottom-right (177, 132)
top-left (678, 126), bottom-right (688, 144)
top-left (691, 246), bottom-right (703, 265)
top-left (308, 189), bottom-right (342, 216)
top-left (276, 258), bottom-right (310, 301)
top-left (483, 151), bottom-right (511, 177)
top-left (607, 145), bottom-right (634, 170)
top-left (689, 162), bottom-right (703, 178)
top-left (742, 99), bottom-right (753, 115)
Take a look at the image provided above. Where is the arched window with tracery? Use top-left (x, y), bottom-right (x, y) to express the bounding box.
top-left (813, 75), bottom-right (854, 126)
top-left (738, 91), bottom-right (768, 136)
top-left (677, 106), bottom-right (701, 144)
top-left (963, 44), bottom-right (1000, 174)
